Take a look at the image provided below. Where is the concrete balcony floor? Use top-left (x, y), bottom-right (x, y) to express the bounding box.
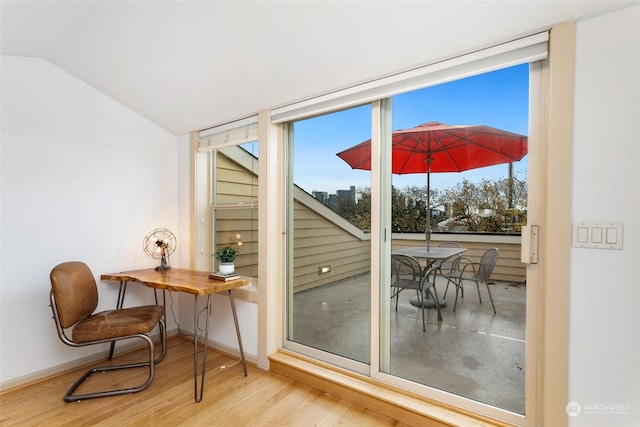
top-left (292, 273), bottom-right (526, 415)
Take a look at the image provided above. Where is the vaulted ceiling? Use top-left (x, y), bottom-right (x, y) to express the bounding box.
top-left (1, 1), bottom-right (634, 135)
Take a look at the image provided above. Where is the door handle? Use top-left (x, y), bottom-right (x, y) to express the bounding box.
top-left (521, 225), bottom-right (539, 264)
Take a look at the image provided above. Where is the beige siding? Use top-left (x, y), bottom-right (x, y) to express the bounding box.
top-left (217, 151), bottom-right (258, 203)
top-left (293, 199), bottom-right (370, 292)
top-left (392, 237), bottom-right (525, 283)
top-left (214, 151), bottom-right (259, 278)
top-left (214, 208), bottom-right (258, 277)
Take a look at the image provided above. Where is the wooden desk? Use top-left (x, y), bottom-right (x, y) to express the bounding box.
top-left (101, 268), bottom-right (248, 403)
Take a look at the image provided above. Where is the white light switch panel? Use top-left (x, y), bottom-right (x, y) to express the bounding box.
top-left (572, 221), bottom-right (623, 249)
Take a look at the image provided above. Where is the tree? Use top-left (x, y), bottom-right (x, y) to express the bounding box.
top-left (335, 186), bottom-right (371, 230)
top-left (434, 173), bottom-right (527, 232)
top-left (330, 173), bottom-right (527, 233)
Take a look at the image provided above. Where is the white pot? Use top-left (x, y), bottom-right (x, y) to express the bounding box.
top-left (218, 262), bottom-right (235, 274)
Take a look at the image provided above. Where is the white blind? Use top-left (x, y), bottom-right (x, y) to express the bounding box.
top-left (271, 32), bottom-right (548, 123)
top-left (198, 115), bottom-right (259, 152)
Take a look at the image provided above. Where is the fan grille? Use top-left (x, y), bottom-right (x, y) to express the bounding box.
top-left (143, 228), bottom-right (176, 259)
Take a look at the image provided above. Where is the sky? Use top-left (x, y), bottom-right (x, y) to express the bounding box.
top-left (291, 63), bottom-right (529, 195)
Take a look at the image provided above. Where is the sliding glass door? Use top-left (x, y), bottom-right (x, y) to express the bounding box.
top-left (381, 65), bottom-right (529, 415)
top-left (283, 62), bottom-right (534, 423)
top-left (286, 105), bottom-right (372, 367)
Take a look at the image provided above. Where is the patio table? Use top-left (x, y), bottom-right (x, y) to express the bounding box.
top-left (392, 246), bottom-right (467, 308)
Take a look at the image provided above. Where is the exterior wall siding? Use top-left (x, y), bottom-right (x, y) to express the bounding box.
top-left (293, 199), bottom-right (371, 292)
top-left (214, 150), bottom-right (259, 278)
top-left (392, 234), bottom-right (525, 283)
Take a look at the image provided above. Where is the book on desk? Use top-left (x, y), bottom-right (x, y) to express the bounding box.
top-left (208, 271), bottom-right (240, 281)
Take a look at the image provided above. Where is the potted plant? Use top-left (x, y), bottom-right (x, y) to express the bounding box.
top-left (213, 245), bottom-right (240, 274)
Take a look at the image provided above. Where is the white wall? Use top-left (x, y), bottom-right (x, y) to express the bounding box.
top-left (569, 6), bottom-right (640, 426)
top-left (0, 56), bottom-right (179, 385)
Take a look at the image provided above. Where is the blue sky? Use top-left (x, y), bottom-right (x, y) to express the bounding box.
top-left (292, 63), bottom-right (529, 194)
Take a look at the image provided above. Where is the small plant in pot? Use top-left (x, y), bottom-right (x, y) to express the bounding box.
top-left (213, 245), bottom-right (240, 274)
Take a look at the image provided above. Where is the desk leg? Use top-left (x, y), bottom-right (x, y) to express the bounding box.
top-left (156, 289), bottom-right (167, 363)
top-left (228, 290), bottom-right (247, 377)
top-left (193, 294), bottom-right (211, 403)
top-left (108, 280), bottom-right (129, 360)
top-left (116, 280), bottom-right (128, 308)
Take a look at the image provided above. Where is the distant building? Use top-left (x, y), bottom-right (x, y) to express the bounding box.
top-left (336, 186), bottom-right (355, 203)
top-left (312, 191), bottom-right (328, 204)
top-left (314, 186), bottom-right (355, 211)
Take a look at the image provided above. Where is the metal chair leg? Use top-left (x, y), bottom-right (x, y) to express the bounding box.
top-left (64, 331), bottom-right (159, 402)
top-left (414, 289), bottom-right (425, 331)
top-left (485, 282), bottom-right (497, 314)
top-left (453, 279), bottom-right (461, 312)
top-left (428, 286), bottom-right (443, 322)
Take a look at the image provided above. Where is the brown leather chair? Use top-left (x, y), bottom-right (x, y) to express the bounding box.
top-left (49, 261), bottom-right (166, 402)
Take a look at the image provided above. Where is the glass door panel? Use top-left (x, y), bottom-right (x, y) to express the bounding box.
top-left (383, 64), bottom-right (529, 415)
top-left (287, 105), bottom-right (372, 365)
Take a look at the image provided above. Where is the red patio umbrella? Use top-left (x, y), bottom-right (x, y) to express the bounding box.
top-left (336, 121), bottom-right (528, 248)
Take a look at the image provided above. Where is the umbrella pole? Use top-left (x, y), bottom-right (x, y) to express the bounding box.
top-left (426, 158), bottom-right (432, 250)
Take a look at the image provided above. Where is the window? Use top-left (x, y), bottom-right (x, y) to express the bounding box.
top-left (196, 118), bottom-right (259, 284)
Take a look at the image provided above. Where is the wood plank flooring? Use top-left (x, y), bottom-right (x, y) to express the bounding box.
top-left (0, 337), bottom-right (408, 426)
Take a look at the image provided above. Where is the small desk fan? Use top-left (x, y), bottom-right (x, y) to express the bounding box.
top-left (143, 228), bottom-right (176, 271)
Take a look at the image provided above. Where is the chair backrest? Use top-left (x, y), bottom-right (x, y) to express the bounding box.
top-left (438, 242), bottom-right (462, 249)
top-left (391, 254), bottom-right (422, 286)
top-left (476, 248), bottom-right (499, 281)
top-left (50, 261), bottom-right (98, 328)
top-left (436, 242), bottom-right (462, 272)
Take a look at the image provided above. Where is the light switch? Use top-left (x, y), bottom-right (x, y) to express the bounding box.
top-left (577, 227), bottom-right (588, 243)
top-left (572, 221), bottom-right (623, 249)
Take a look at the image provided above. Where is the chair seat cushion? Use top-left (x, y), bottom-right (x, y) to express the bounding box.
top-left (72, 305), bottom-right (164, 342)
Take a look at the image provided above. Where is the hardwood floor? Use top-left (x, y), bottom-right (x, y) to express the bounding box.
top-left (0, 337), bottom-right (408, 426)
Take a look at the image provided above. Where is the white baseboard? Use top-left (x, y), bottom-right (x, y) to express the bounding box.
top-left (0, 328), bottom-right (179, 393)
top-left (204, 336), bottom-right (258, 366)
top-left (0, 329), bottom-right (258, 394)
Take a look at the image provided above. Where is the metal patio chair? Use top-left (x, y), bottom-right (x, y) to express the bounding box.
top-left (391, 254), bottom-right (443, 331)
top-left (433, 242), bottom-right (472, 300)
top-left (450, 248), bottom-right (499, 313)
